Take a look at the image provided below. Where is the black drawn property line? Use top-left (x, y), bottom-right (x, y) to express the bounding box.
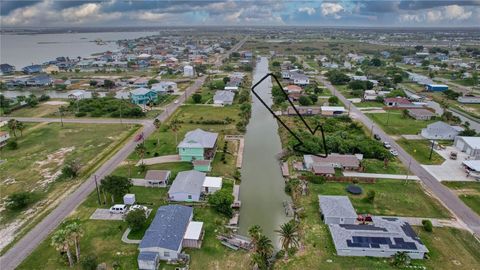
top-left (251, 72), bottom-right (328, 158)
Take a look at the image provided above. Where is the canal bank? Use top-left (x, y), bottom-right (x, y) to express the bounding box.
top-left (238, 57), bottom-right (291, 247)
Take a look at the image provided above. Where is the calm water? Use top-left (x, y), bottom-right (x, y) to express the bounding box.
top-left (0, 32), bottom-right (157, 68)
top-left (238, 57), bottom-right (291, 246)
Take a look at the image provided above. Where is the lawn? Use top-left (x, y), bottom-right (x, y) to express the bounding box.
top-left (112, 162), bottom-right (193, 180)
top-left (354, 101), bottom-right (384, 108)
top-left (18, 180), bottom-right (249, 270)
top-left (443, 181), bottom-right (480, 216)
top-left (397, 139), bottom-right (445, 165)
top-left (368, 111), bottom-right (436, 135)
top-left (275, 181), bottom-right (477, 270)
top-left (6, 101), bottom-right (66, 117)
top-left (362, 159), bottom-right (408, 175)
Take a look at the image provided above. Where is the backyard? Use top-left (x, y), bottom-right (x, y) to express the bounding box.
top-left (397, 139), bottom-right (445, 165)
top-left (443, 181), bottom-right (480, 216)
top-left (368, 111), bottom-right (436, 135)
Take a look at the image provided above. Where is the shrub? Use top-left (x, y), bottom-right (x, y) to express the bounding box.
top-left (422, 219), bottom-right (433, 232)
top-left (366, 190), bottom-right (376, 203)
top-left (192, 93), bottom-right (202, 103)
top-left (6, 192), bottom-right (34, 210)
top-left (6, 140), bottom-right (18, 150)
top-left (75, 112), bottom-right (87, 117)
top-left (81, 254), bottom-right (98, 270)
top-left (328, 96), bottom-right (339, 105)
top-left (208, 189), bottom-right (234, 217)
top-left (126, 209), bottom-right (147, 231)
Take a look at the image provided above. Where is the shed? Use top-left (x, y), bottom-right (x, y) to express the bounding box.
top-left (183, 221), bottom-right (204, 248)
top-left (202, 177), bottom-right (222, 194)
top-left (123, 194), bottom-right (136, 205)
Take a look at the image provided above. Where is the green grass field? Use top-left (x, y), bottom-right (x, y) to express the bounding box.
top-left (362, 159), bottom-right (408, 175)
top-left (368, 111), bottom-right (436, 135)
top-left (443, 181), bottom-right (480, 216)
top-left (397, 139), bottom-right (445, 165)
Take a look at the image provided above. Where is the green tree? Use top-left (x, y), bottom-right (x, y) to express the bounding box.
top-left (7, 119), bottom-right (19, 137)
top-left (275, 221), bottom-right (300, 259)
top-left (422, 219), bottom-right (433, 232)
top-left (104, 79), bottom-right (115, 88)
top-left (6, 192), bottom-right (33, 210)
top-left (192, 93), bottom-right (202, 103)
top-left (147, 79), bottom-right (159, 86)
top-left (81, 254), bottom-right (97, 270)
top-left (208, 189), bottom-right (234, 217)
top-left (401, 109), bottom-right (410, 119)
top-left (100, 175), bottom-right (132, 203)
top-left (51, 229), bottom-right (74, 267)
top-left (392, 251), bottom-right (410, 267)
top-left (328, 96), bottom-right (339, 105)
top-left (61, 160), bottom-right (81, 179)
top-left (298, 96), bottom-right (312, 106)
top-left (255, 234), bottom-right (274, 264)
top-left (126, 209), bottom-right (147, 231)
top-left (135, 143), bottom-right (146, 164)
top-left (66, 222), bottom-right (84, 263)
top-left (6, 140), bottom-right (18, 150)
top-left (366, 190), bottom-right (376, 203)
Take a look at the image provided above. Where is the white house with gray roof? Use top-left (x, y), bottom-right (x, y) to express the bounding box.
top-left (168, 170), bottom-right (206, 202)
top-left (319, 195), bottom-right (357, 225)
top-left (421, 121), bottom-right (463, 140)
top-left (138, 205), bottom-right (204, 269)
top-left (213, 90), bottom-right (235, 105)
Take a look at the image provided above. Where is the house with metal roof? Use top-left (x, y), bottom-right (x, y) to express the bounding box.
top-left (144, 170), bottom-right (171, 187)
top-left (407, 108), bottom-right (436, 120)
top-left (319, 196), bottom-right (428, 259)
top-left (129, 87), bottom-right (157, 105)
top-left (168, 170), bottom-right (206, 202)
top-left (421, 121), bottom-right (463, 140)
top-left (0, 64), bottom-right (15, 75)
top-left (137, 205), bottom-right (203, 269)
top-left (319, 195), bottom-right (357, 225)
top-left (22, 65), bottom-right (42, 74)
top-left (304, 154), bottom-right (361, 171)
top-left (178, 129), bottom-right (218, 162)
top-left (454, 136), bottom-right (480, 160)
top-left (213, 90), bottom-right (235, 106)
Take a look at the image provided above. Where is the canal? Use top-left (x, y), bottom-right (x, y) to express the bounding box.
top-left (238, 57), bottom-right (291, 247)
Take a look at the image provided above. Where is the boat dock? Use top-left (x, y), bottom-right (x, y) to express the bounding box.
top-left (229, 212), bottom-right (240, 226)
top-left (217, 234), bottom-right (253, 251)
top-left (231, 184), bottom-right (241, 208)
top-left (281, 162), bottom-right (290, 177)
top-left (225, 135), bottom-right (244, 168)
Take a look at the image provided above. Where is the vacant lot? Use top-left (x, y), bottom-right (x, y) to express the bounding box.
top-left (443, 181), bottom-right (480, 216)
top-left (6, 101), bottom-right (66, 118)
top-left (368, 111), bottom-right (436, 135)
top-left (362, 159), bottom-right (408, 175)
top-left (397, 139), bottom-right (445, 165)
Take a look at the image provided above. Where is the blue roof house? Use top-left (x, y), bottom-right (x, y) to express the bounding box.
top-left (0, 64), bottom-right (15, 75)
top-left (130, 88), bottom-right (157, 105)
top-left (138, 205), bottom-right (203, 269)
top-left (425, 84), bottom-right (448, 92)
top-left (22, 65), bottom-right (42, 74)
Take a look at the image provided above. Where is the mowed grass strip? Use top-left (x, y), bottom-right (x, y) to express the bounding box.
top-left (368, 111), bottom-right (436, 135)
top-left (443, 181), bottom-right (480, 216)
top-left (397, 139), bottom-right (444, 165)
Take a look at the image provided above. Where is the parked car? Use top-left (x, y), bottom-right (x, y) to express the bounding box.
top-left (390, 149), bottom-right (399, 156)
top-left (450, 151), bottom-right (458, 160)
top-left (174, 100), bottom-right (179, 104)
top-left (383, 142), bottom-right (391, 149)
top-left (109, 204), bottom-right (127, 214)
top-left (374, 134), bottom-right (381, 141)
top-left (129, 204), bottom-right (148, 212)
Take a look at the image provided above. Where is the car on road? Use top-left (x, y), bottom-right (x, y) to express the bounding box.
top-left (390, 149), bottom-right (399, 156)
top-left (109, 204), bottom-right (127, 214)
top-left (174, 100), bottom-right (179, 104)
top-left (374, 134), bottom-right (381, 141)
top-left (383, 142), bottom-right (391, 149)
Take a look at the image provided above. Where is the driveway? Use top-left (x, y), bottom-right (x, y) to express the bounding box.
top-left (90, 209), bottom-right (123, 220)
top-left (137, 154), bottom-right (180, 166)
top-left (422, 146), bottom-right (472, 181)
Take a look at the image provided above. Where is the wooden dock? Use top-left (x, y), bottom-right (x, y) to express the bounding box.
top-left (229, 212), bottom-right (240, 226)
top-left (231, 184), bottom-right (241, 208)
top-left (281, 162), bottom-right (290, 177)
top-left (225, 135), bottom-right (244, 168)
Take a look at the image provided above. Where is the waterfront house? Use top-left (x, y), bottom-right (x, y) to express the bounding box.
top-left (0, 64), bottom-right (15, 75)
top-left (407, 109), bottom-right (436, 120)
top-left (304, 154), bottom-right (361, 171)
top-left (168, 170), bottom-right (206, 202)
top-left (133, 77), bottom-right (149, 88)
top-left (284, 106), bottom-right (321, 116)
top-left (26, 74), bottom-right (53, 86)
top-left (320, 196), bottom-right (428, 259)
top-left (213, 90), bottom-right (235, 106)
top-left (202, 176), bottom-right (222, 194)
top-left (0, 131), bottom-right (10, 148)
top-left (68, 90), bottom-right (86, 100)
top-left (421, 121), bottom-right (463, 140)
top-left (178, 129), bottom-right (218, 162)
top-left (144, 170), bottom-right (171, 187)
top-left (130, 88), bottom-right (157, 105)
top-left (138, 205), bottom-right (203, 269)
top-left (22, 65), bottom-right (42, 74)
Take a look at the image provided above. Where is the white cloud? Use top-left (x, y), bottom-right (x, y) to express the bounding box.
top-left (298, 7), bottom-right (316, 15)
top-left (444, 5), bottom-right (472, 20)
top-left (321, 3), bottom-right (344, 16)
top-left (426, 10), bottom-right (442, 22)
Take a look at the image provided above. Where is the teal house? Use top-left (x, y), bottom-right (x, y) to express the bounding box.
top-left (178, 129), bottom-right (218, 172)
top-left (129, 87), bottom-right (157, 105)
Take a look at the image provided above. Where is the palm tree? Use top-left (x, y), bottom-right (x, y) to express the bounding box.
top-left (7, 119), bottom-right (18, 137)
top-left (275, 221), bottom-right (300, 259)
top-left (248, 225), bottom-right (262, 246)
top-left (255, 234), bottom-right (274, 260)
top-left (17, 121), bottom-right (25, 137)
top-left (135, 143), bottom-right (146, 164)
top-left (51, 229), bottom-right (74, 267)
top-left (170, 119), bottom-right (181, 145)
top-left (153, 118), bottom-right (161, 129)
top-left (392, 251), bottom-right (410, 267)
top-left (66, 222), bottom-right (84, 263)
top-left (250, 252), bottom-right (268, 270)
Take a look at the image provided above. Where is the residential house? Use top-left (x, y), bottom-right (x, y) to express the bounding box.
top-left (421, 121), bottom-right (463, 140)
top-left (304, 154), bottom-right (362, 171)
top-left (130, 88), bottom-right (157, 105)
top-left (213, 90), bottom-right (235, 106)
top-left (383, 97), bottom-right (411, 107)
top-left (151, 81), bottom-right (177, 94)
top-left (68, 90), bottom-right (86, 100)
top-left (165, 57), bottom-right (178, 67)
top-left (285, 85), bottom-right (303, 94)
top-left (168, 170), bottom-right (206, 202)
top-left (22, 65), bottom-right (42, 74)
top-left (178, 129), bottom-right (218, 162)
top-left (319, 195), bottom-right (357, 225)
top-left (144, 170), bottom-right (171, 187)
top-left (284, 106), bottom-right (321, 116)
top-left (454, 137), bottom-right (480, 159)
top-left (0, 131), bottom-right (10, 148)
top-left (133, 77), bottom-right (149, 88)
top-left (184, 65), bottom-right (194, 77)
top-left (407, 109), bottom-right (435, 120)
top-left (320, 196), bottom-right (428, 259)
top-left (26, 75), bottom-right (53, 86)
top-left (312, 165), bottom-right (335, 176)
top-left (137, 205), bottom-right (203, 269)
top-left (321, 106), bottom-right (346, 116)
top-left (290, 72), bottom-right (309, 86)
top-left (0, 64), bottom-right (15, 75)
top-left (458, 96), bottom-right (480, 104)
top-left (193, 160), bottom-right (212, 172)
top-left (425, 84), bottom-right (448, 92)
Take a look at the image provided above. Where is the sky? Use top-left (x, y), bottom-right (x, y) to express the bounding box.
top-left (0, 0), bottom-right (479, 28)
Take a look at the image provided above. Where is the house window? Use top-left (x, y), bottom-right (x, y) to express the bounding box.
top-left (164, 251), bottom-right (170, 257)
top-left (188, 195), bottom-right (192, 200)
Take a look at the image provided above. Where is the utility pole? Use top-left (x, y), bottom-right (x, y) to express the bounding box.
top-left (94, 175), bottom-right (101, 205)
top-left (370, 124), bottom-right (374, 138)
top-left (405, 158), bottom-right (412, 184)
top-left (386, 109), bottom-right (391, 126)
top-left (119, 97), bottom-right (123, 126)
top-left (348, 101), bottom-right (352, 117)
top-left (59, 108), bottom-right (64, 127)
top-left (429, 140), bottom-right (435, 160)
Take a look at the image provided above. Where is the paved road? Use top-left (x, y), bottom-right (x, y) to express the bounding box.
top-left (0, 116), bottom-right (149, 125)
top-left (317, 76), bottom-right (480, 236)
top-left (0, 36), bottom-right (247, 269)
